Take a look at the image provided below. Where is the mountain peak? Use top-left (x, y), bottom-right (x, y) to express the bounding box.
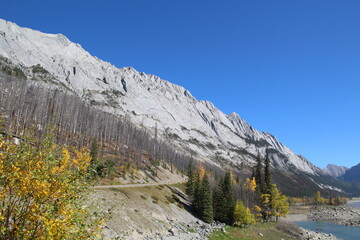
top-left (2, 18), bottom-right (350, 195)
top-left (323, 164), bottom-right (349, 178)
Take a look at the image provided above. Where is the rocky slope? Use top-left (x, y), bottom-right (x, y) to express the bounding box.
top-left (0, 18), bottom-right (353, 195)
top-left (323, 164), bottom-right (349, 178)
top-left (341, 163), bottom-right (360, 183)
top-left (89, 185), bottom-right (224, 240)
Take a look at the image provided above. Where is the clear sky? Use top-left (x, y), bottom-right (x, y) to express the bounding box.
top-left (1, 0), bottom-right (359, 168)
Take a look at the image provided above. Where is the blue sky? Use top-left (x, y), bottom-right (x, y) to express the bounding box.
top-left (1, 0), bottom-right (359, 168)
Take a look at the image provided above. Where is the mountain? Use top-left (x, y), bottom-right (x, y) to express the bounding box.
top-left (323, 164), bottom-right (349, 178)
top-left (341, 163), bottom-right (360, 183)
top-left (0, 18), bottom-right (357, 196)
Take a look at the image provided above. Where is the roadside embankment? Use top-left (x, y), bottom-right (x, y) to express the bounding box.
top-left (88, 184), bottom-right (224, 239)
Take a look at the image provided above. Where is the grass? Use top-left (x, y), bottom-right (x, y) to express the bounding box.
top-left (288, 205), bottom-right (311, 214)
top-left (209, 222), bottom-right (300, 240)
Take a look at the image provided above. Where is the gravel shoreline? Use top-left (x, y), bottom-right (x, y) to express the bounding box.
top-left (282, 215), bottom-right (340, 240)
top-left (308, 205), bottom-right (360, 226)
top-left (282, 204), bottom-right (360, 240)
top-left (298, 227), bottom-right (340, 240)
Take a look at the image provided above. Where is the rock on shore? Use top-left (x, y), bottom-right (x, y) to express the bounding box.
top-left (308, 205), bottom-right (360, 226)
top-left (298, 227), bottom-right (340, 240)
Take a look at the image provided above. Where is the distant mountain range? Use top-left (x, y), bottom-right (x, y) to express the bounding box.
top-left (324, 164), bottom-right (360, 184)
top-left (1, 18), bottom-right (359, 196)
top-left (323, 164), bottom-right (349, 178)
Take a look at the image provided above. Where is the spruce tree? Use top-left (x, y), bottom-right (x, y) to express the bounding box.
top-left (186, 160), bottom-right (195, 199)
top-left (255, 154), bottom-right (264, 194)
top-left (192, 173), bottom-right (202, 214)
top-left (213, 177), bottom-right (225, 222)
top-left (200, 174), bottom-right (213, 223)
top-left (264, 151), bottom-right (272, 194)
top-left (222, 171), bottom-right (234, 224)
top-left (250, 167), bottom-right (256, 181)
top-left (90, 137), bottom-right (99, 164)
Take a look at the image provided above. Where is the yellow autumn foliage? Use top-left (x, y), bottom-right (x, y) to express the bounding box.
top-left (244, 177), bottom-right (257, 192)
top-left (198, 165), bottom-right (206, 180)
top-left (0, 135), bottom-right (101, 240)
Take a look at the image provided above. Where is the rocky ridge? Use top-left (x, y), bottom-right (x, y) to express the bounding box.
top-left (323, 164), bottom-right (349, 178)
top-left (0, 18), bottom-right (349, 195)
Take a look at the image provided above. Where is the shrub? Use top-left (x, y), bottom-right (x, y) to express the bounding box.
top-left (0, 134), bottom-right (102, 239)
top-left (177, 203), bottom-right (185, 209)
top-left (233, 200), bottom-right (256, 227)
top-left (172, 194), bottom-right (180, 203)
top-left (165, 195), bottom-right (176, 204)
top-left (32, 64), bottom-right (49, 74)
top-left (151, 195), bottom-right (159, 201)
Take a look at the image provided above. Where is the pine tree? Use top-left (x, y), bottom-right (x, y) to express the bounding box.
top-left (222, 171), bottom-right (234, 224)
top-left (264, 150), bottom-right (272, 195)
top-left (192, 173), bottom-right (202, 214)
top-left (250, 167), bottom-right (255, 180)
top-left (199, 174), bottom-right (213, 223)
top-left (255, 154), bottom-right (264, 194)
top-left (90, 137), bottom-right (99, 164)
top-left (213, 177), bottom-right (225, 222)
top-left (186, 160), bottom-right (195, 199)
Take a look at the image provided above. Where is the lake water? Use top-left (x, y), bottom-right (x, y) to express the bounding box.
top-left (348, 201), bottom-right (360, 208)
top-left (293, 201), bottom-right (360, 240)
top-left (295, 221), bottom-right (360, 240)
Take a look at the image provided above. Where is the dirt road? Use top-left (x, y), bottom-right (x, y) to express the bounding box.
top-left (91, 182), bottom-right (183, 189)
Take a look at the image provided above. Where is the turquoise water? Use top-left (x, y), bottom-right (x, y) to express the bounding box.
top-left (296, 221), bottom-right (360, 240)
top-left (348, 201), bottom-right (360, 208)
top-left (294, 202), bottom-right (360, 240)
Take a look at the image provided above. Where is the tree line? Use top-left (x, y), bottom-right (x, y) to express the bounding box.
top-left (0, 75), bottom-right (199, 175)
top-left (186, 151), bottom-right (289, 226)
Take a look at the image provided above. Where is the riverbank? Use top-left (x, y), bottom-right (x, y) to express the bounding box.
top-left (297, 227), bottom-right (340, 240)
top-left (308, 205), bottom-right (360, 226)
top-left (282, 206), bottom-right (340, 240)
top-left (283, 215), bottom-right (339, 240)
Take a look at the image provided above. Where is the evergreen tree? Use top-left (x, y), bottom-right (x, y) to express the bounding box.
top-left (186, 160), bottom-right (195, 199)
top-left (264, 150), bottom-right (272, 194)
top-left (199, 174), bottom-right (213, 223)
top-left (90, 137), bottom-right (99, 164)
top-left (250, 167), bottom-right (256, 181)
top-left (192, 173), bottom-right (202, 214)
top-left (222, 171), bottom-right (234, 224)
top-left (213, 177), bottom-right (226, 222)
top-left (255, 154), bottom-right (264, 194)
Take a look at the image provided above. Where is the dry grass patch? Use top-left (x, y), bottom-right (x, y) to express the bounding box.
top-left (209, 222), bottom-right (301, 240)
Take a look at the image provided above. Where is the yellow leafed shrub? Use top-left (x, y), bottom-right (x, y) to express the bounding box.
top-left (0, 135), bottom-right (102, 240)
